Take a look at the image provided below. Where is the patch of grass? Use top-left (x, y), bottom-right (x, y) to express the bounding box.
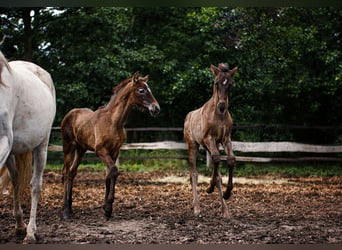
top-left (119, 159), bottom-right (188, 173)
top-left (46, 149), bottom-right (342, 178)
top-left (233, 162), bottom-right (342, 178)
top-left (45, 164), bottom-right (63, 171)
top-left (118, 149), bottom-right (189, 173)
top-left (45, 163), bottom-right (106, 173)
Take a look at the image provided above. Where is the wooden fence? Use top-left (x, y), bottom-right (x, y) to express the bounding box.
top-left (48, 127), bottom-right (342, 164)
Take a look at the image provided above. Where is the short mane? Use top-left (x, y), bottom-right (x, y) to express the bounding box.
top-left (112, 77), bottom-right (132, 95)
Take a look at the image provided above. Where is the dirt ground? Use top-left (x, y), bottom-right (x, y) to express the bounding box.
top-left (0, 168), bottom-right (341, 244)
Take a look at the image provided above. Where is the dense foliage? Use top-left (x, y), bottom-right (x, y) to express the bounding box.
top-left (0, 7), bottom-right (341, 143)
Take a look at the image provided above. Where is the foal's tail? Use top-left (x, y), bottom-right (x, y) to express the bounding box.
top-left (0, 152), bottom-right (32, 201)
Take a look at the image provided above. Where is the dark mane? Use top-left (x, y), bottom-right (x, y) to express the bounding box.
top-left (218, 63), bottom-right (229, 72)
top-left (98, 77), bottom-right (133, 110)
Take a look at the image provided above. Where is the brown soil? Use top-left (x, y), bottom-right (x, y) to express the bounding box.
top-left (0, 168), bottom-right (341, 244)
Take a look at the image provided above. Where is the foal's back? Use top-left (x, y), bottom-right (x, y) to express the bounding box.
top-left (184, 106), bottom-right (205, 146)
top-left (61, 108), bottom-right (96, 150)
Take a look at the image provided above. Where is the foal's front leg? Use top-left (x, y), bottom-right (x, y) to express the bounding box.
top-left (97, 150), bottom-right (119, 219)
top-left (205, 140), bottom-right (220, 194)
top-left (205, 140), bottom-right (229, 217)
top-left (223, 140), bottom-right (235, 200)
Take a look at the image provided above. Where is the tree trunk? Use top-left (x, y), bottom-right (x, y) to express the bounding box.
top-left (22, 8), bottom-right (34, 61)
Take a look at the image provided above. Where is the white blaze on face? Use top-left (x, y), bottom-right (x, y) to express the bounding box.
top-left (223, 79), bottom-right (227, 85)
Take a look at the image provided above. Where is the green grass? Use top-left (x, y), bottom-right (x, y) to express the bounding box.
top-left (46, 148), bottom-right (341, 177)
top-left (233, 162), bottom-right (342, 178)
top-left (46, 159), bottom-right (342, 178)
top-left (45, 162), bottom-right (106, 173)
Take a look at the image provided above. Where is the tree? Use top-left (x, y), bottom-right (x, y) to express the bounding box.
top-left (212, 7), bottom-right (341, 142)
top-left (0, 7), bottom-right (57, 60)
top-left (1, 7), bottom-right (341, 143)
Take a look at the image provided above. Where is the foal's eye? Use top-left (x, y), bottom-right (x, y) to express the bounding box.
top-left (138, 88), bottom-right (145, 94)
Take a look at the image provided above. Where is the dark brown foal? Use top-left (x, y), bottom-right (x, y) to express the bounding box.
top-left (61, 72), bottom-right (160, 220)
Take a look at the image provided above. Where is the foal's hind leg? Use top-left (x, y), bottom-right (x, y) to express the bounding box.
top-left (187, 141), bottom-right (200, 216)
top-left (62, 144), bottom-right (85, 219)
top-left (97, 149), bottom-right (120, 219)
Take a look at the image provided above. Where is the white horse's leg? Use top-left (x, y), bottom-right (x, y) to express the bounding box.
top-left (6, 155), bottom-right (27, 234)
top-left (0, 137), bottom-right (11, 166)
top-left (0, 115), bottom-right (12, 167)
top-left (24, 140), bottom-right (48, 244)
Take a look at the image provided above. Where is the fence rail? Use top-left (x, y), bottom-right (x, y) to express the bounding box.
top-left (48, 139), bottom-right (342, 164)
top-left (52, 125), bottom-right (342, 132)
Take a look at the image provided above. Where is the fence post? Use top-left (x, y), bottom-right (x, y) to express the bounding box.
top-left (206, 151), bottom-right (212, 167)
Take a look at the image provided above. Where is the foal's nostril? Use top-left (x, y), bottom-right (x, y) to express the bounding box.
top-left (218, 102), bottom-right (226, 113)
top-left (149, 103), bottom-right (160, 117)
top-left (155, 104), bottom-right (160, 114)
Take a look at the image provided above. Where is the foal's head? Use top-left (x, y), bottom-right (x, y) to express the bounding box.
top-left (210, 63), bottom-right (238, 114)
top-left (130, 71), bottom-right (160, 117)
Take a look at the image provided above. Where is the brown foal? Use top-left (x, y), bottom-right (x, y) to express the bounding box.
top-left (61, 72), bottom-right (160, 219)
top-left (184, 63), bottom-right (238, 217)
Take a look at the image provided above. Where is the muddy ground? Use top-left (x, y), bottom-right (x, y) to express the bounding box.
top-left (0, 168), bottom-right (341, 244)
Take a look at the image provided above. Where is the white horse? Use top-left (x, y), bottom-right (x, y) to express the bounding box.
top-left (0, 51), bottom-right (56, 243)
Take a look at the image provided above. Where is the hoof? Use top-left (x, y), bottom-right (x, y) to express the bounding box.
top-left (193, 206), bottom-right (201, 216)
top-left (206, 185), bottom-right (215, 194)
top-left (102, 205), bottom-right (112, 220)
top-left (104, 211), bottom-right (112, 220)
top-left (223, 190), bottom-right (232, 200)
top-left (15, 227), bottom-right (26, 236)
top-left (63, 214), bottom-right (70, 220)
top-left (23, 234), bottom-right (36, 244)
top-left (222, 211), bottom-right (231, 218)
top-left (63, 211), bottom-right (71, 220)
top-left (62, 206), bottom-right (73, 220)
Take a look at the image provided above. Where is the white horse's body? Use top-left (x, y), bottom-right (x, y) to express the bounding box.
top-left (0, 51), bottom-right (56, 243)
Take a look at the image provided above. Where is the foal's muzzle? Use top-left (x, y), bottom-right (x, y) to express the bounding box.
top-left (149, 103), bottom-right (160, 117)
top-left (218, 101), bottom-right (226, 114)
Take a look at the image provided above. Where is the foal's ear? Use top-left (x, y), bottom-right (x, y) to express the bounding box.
top-left (230, 66), bottom-right (238, 77)
top-left (210, 64), bottom-right (220, 76)
top-left (133, 71), bottom-right (140, 84)
top-left (141, 75), bottom-right (149, 83)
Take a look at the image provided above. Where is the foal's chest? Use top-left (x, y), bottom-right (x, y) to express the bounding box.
top-left (207, 117), bottom-right (231, 142)
top-left (211, 124), bottom-right (229, 140)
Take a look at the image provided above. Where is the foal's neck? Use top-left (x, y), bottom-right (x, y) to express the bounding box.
top-left (103, 83), bottom-right (134, 128)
